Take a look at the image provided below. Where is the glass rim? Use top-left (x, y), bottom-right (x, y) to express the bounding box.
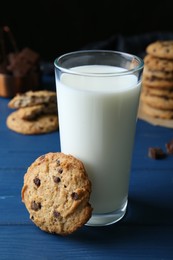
top-left (54, 50), bottom-right (144, 77)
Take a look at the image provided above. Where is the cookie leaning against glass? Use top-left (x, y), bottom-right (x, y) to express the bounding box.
top-left (6, 90), bottom-right (59, 134)
top-left (21, 152), bottom-right (93, 235)
top-left (140, 40), bottom-right (173, 120)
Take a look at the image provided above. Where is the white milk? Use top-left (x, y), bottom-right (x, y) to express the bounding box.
top-left (56, 65), bottom-right (141, 214)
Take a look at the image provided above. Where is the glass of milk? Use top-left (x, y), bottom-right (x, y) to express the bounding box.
top-left (54, 50), bottom-right (143, 226)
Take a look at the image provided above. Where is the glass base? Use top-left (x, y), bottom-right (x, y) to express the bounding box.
top-left (85, 200), bottom-right (127, 226)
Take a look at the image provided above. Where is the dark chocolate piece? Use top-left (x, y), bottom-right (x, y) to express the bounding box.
top-left (148, 147), bottom-right (166, 159)
top-left (7, 47), bottom-right (40, 76)
top-left (31, 201), bottom-right (41, 211)
top-left (71, 192), bottom-right (79, 200)
top-left (33, 177), bottom-right (41, 187)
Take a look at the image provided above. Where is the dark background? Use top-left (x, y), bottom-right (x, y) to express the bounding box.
top-left (1, 0), bottom-right (173, 62)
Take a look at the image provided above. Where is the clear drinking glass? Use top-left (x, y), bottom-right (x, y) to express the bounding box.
top-left (54, 50), bottom-right (144, 226)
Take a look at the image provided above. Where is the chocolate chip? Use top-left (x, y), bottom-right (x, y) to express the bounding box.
top-left (53, 176), bottom-right (61, 183)
top-left (57, 159), bottom-right (60, 166)
top-left (31, 201), bottom-right (41, 211)
top-left (71, 192), bottom-right (79, 200)
top-left (148, 147), bottom-right (166, 159)
top-left (163, 96), bottom-right (169, 100)
top-left (58, 168), bottom-right (63, 174)
top-left (33, 177), bottom-right (41, 187)
top-left (53, 210), bottom-right (60, 218)
top-left (165, 140), bottom-right (173, 154)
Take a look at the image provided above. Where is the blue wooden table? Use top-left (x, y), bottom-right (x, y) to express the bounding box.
top-left (0, 81), bottom-right (173, 259)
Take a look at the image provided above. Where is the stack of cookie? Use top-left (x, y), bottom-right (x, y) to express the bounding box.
top-left (6, 90), bottom-right (59, 135)
top-left (140, 40), bottom-right (173, 119)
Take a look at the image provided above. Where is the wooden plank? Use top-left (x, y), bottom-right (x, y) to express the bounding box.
top-left (0, 226), bottom-right (172, 259)
top-left (0, 167), bottom-right (173, 225)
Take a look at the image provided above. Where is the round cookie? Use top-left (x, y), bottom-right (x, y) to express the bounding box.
top-left (144, 54), bottom-right (173, 72)
top-left (17, 103), bottom-right (57, 120)
top-left (21, 152), bottom-right (92, 235)
top-left (8, 90), bottom-right (57, 109)
top-left (141, 102), bottom-right (173, 119)
top-left (142, 84), bottom-right (173, 98)
top-left (146, 40), bottom-right (173, 59)
top-left (142, 74), bottom-right (173, 88)
top-left (143, 66), bottom-right (173, 80)
top-left (141, 90), bottom-right (173, 110)
top-left (6, 110), bottom-right (58, 134)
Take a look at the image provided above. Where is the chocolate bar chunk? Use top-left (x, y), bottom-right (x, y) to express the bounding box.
top-left (148, 147), bottom-right (166, 159)
top-left (7, 47), bottom-right (40, 76)
top-left (165, 140), bottom-right (173, 154)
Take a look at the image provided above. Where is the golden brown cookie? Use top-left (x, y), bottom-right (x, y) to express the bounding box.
top-left (141, 102), bottom-right (173, 119)
top-left (146, 40), bottom-right (173, 59)
top-left (8, 90), bottom-right (57, 109)
top-left (142, 74), bottom-right (173, 88)
top-left (6, 110), bottom-right (58, 135)
top-left (17, 103), bottom-right (57, 120)
top-left (144, 54), bottom-right (173, 72)
top-left (143, 66), bottom-right (173, 80)
top-left (142, 84), bottom-right (173, 98)
top-left (140, 90), bottom-right (173, 110)
top-left (21, 152), bottom-right (92, 235)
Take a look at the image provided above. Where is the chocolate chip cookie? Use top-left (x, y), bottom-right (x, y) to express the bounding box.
top-left (6, 110), bottom-right (58, 134)
top-left (21, 152), bottom-right (92, 235)
top-left (144, 54), bottom-right (173, 72)
top-left (141, 89), bottom-right (173, 110)
top-left (146, 40), bottom-right (173, 59)
top-left (142, 74), bottom-right (173, 88)
top-left (17, 103), bottom-right (57, 120)
top-left (142, 84), bottom-right (173, 98)
top-left (141, 102), bottom-right (173, 119)
top-left (8, 90), bottom-right (57, 109)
